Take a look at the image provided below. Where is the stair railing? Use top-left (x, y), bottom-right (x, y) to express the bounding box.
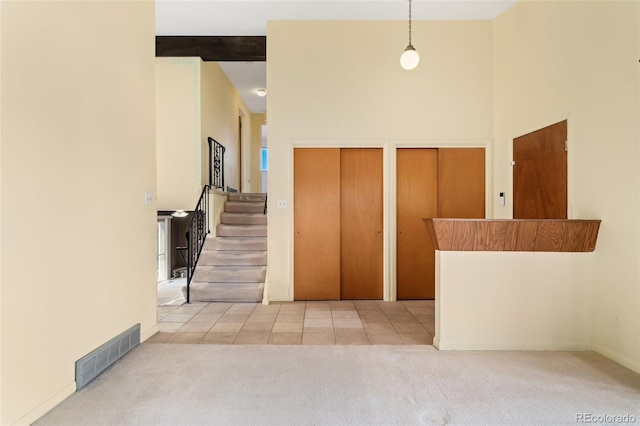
top-left (208, 137), bottom-right (225, 190)
top-left (177, 185), bottom-right (210, 303)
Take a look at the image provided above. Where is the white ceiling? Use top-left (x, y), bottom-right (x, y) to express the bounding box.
top-left (218, 61), bottom-right (268, 113)
top-left (156, 0), bottom-right (517, 113)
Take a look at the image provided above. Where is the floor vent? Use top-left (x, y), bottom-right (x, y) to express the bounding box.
top-left (75, 323), bottom-right (140, 390)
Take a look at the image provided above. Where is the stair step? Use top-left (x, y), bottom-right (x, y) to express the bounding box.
top-left (198, 251), bottom-right (267, 266)
top-left (192, 266), bottom-right (267, 283)
top-left (204, 237), bottom-right (267, 251)
top-left (220, 212), bottom-right (267, 225)
top-left (227, 193), bottom-right (267, 202)
top-left (225, 201), bottom-right (265, 213)
top-left (217, 224), bottom-right (267, 237)
top-left (187, 282), bottom-right (264, 303)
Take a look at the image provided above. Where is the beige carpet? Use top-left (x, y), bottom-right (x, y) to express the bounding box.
top-left (35, 345), bottom-right (640, 425)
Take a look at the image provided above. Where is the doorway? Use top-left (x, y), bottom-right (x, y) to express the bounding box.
top-left (261, 124), bottom-right (268, 193)
top-left (157, 216), bottom-right (172, 282)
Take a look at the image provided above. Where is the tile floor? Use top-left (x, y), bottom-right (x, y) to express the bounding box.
top-left (148, 300), bottom-right (435, 345)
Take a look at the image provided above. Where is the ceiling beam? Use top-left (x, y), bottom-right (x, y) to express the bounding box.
top-left (156, 36), bottom-right (266, 61)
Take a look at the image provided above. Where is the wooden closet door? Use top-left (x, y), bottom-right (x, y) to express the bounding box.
top-left (340, 148), bottom-right (383, 299)
top-left (294, 148), bottom-right (341, 300)
top-left (437, 148), bottom-right (486, 218)
top-left (397, 149), bottom-right (438, 299)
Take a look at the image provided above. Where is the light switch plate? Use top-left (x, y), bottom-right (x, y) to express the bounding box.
top-left (277, 200), bottom-right (287, 208)
top-left (144, 192), bottom-right (153, 206)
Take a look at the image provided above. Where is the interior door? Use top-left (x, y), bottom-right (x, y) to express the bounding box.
top-left (340, 148), bottom-right (383, 299)
top-left (396, 147), bottom-right (485, 300)
top-left (293, 148), bottom-right (341, 300)
top-left (513, 120), bottom-right (567, 219)
top-left (437, 148), bottom-right (486, 218)
top-left (397, 149), bottom-right (438, 299)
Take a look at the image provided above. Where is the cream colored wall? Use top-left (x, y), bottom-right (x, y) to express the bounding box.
top-left (250, 113), bottom-right (267, 193)
top-left (200, 61), bottom-right (250, 193)
top-left (1, 1), bottom-right (157, 424)
top-left (0, 2), bottom-right (4, 422)
top-left (493, 1), bottom-right (640, 372)
top-left (156, 57), bottom-right (202, 210)
top-left (157, 60), bottom-right (249, 199)
top-left (267, 20), bottom-right (494, 301)
top-left (435, 251), bottom-right (594, 350)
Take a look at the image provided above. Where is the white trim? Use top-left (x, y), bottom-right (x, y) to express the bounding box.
top-left (592, 344), bottom-right (640, 375)
top-left (141, 324), bottom-right (160, 342)
top-left (387, 145), bottom-right (397, 302)
top-left (13, 382), bottom-right (76, 426)
top-left (436, 342), bottom-right (592, 351)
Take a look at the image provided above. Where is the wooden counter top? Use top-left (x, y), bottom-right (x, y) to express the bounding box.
top-left (424, 219), bottom-right (601, 252)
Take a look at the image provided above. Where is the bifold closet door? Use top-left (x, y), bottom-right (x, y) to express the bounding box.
top-left (340, 148), bottom-right (383, 300)
top-left (293, 148), bottom-right (341, 300)
top-left (396, 147), bottom-right (485, 300)
top-left (396, 149), bottom-right (438, 299)
top-left (437, 148), bottom-right (486, 218)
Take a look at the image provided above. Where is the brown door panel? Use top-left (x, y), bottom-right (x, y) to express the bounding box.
top-left (293, 148), bottom-right (341, 300)
top-left (397, 149), bottom-right (438, 299)
top-left (514, 120), bottom-right (567, 219)
top-left (340, 148), bottom-right (384, 300)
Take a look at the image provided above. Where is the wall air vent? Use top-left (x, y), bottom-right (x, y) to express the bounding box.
top-left (75, 323), bottom-right (140, 390)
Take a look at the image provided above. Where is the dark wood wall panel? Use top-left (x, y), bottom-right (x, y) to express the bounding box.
top-left (513, 120), bottom-right (567, 219)
top-left (156, 36), bottom-right (266, 61)
top-left (425, 219), bottom-right (601, 252)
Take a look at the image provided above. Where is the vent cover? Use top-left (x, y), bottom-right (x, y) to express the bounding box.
top-left (75, 323), bottom-right (140, 390)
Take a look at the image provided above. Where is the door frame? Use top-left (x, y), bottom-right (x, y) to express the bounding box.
top-left (288, 139), bottom-right (492, 302)
top-left (507, 114), bottom-right (574, 220)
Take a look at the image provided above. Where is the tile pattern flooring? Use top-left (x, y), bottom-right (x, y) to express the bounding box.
top-left (149, 300), bottom-right (435, 345)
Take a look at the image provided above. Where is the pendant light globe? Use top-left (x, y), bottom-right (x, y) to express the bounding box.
top-left (400, 45), bottom-right (420, 70)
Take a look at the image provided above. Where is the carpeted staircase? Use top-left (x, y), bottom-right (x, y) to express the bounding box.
top-left (187, 193), bottom-right (267, 302)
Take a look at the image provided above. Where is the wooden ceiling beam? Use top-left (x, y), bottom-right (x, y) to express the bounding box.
top-left (156, 36), bottom-right (266, 61)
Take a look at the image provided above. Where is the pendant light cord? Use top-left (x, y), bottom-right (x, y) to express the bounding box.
top-left (408, 0), bottom-right (413, 47)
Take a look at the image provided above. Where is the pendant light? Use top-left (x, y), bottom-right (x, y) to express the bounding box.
top-left (400, 0), bottom-right (420, 70)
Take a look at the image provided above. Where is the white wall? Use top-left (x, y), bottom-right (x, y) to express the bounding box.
top-left (1, 1), bottom-right (157, 424)
top-left (493, 1), bottom-right (640, 372)
top-left (250, 113), bottom-right (267, 193)
top-left (156, 58), bottom-right (202, 210)
top-left (267, 20), bottom-right (494, 301)
top-left (0, 2), bottom-right (4, 422)
top-left (156, 59), bottom-right (254, 207)
top-left (201, 61), bottom-right (245, 192)
top-left (436, 251), bottom-right (594, 350)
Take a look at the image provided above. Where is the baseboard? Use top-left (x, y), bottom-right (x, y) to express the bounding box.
top-left (432, 336), bottom-right (441, 349)
top-left (436, 340), bottom-right (591, 351)
top-left (12, 382), bottom-right (76, 426)
top-left (592, 344), bottom-right (640, 374)
top-left (141, 324), bottom-right (159, 342)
